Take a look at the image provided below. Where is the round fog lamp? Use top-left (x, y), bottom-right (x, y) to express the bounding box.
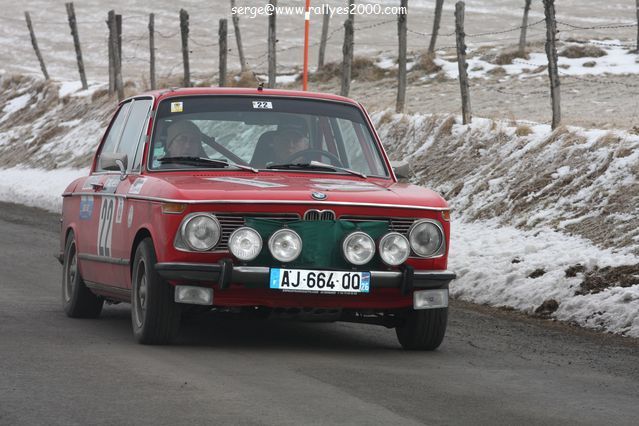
top-left (182, 214), bottom-right (221, 251)
top-left (229, 227), bottom-right (263, 261)
top-left (342, 231), bottom-right (375, 265)
top-left (268, 229), bottom-right (302, 263)
top-left (409, 220), bottom-right (444, 257)
top-left (379, 232), bottom-right (410, 266)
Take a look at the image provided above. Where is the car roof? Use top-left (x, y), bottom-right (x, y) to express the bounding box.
top-left (130, 87), bottom-right (361, 107)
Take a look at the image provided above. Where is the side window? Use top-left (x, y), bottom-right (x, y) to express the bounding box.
top-left (117, 99), bottom-right (153, 171)
top-left (97, 101), bottom-right (131, 170)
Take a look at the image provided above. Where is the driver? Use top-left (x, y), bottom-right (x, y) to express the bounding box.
top-left (165, 120), bottom-right (206, 158)
top-left (275, 129), bottom-right (309, 163)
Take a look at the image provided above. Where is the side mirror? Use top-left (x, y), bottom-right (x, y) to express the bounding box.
top-left (100, 152), bottom-right (128, 179)
top-left (390, 160), bottom-right (410, 179)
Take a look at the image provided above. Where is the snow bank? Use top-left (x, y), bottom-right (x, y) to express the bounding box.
top-left (373, 111), bottom-right (639, 255)
top-left (451, 221), bottom-right (639, 337)
top-left (0, 166), bottom-right (87, 212)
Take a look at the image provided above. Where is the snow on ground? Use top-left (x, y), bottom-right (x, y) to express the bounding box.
top-left (0, 167), bottom-right (88, 212)
top-left (451, 221), bottom-right (639, 337)
top-left (435, 40), bottom-right (639, 80)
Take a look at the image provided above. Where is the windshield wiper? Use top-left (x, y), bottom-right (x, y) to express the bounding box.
top-left (266, 160), bottom-right (367, 178)
top-left (158, 156), bottom-right (258, 173)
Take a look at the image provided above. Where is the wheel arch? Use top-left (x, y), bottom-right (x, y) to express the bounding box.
top-left (130, 228), bottom-right (153, 277)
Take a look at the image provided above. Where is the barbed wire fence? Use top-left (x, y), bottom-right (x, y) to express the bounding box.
top-left (12, 1), bottom-right (639, 126)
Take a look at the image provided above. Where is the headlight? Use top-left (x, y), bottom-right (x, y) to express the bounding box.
top-left (228, 227), bottom-right (262, 261)
top-left (181, 213), bottom-right (221, 251)
top-left (409, 219), bottom-right (444, 257)
top-left (268, 229), bottom-right (302, 263)
top-left (378, 232), bottom-right (410, 266)
top-left (342, 231), bottom-right (375, 265)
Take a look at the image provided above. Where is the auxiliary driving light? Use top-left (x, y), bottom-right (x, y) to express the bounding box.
top-left (229, 227), bottom-right (263, 261)
top-left (268, 229), bottom-right (303, 263)
top-left (378, 232), bottom-right (410, 266)
top-left (342, 231), bottom-right (375, 265)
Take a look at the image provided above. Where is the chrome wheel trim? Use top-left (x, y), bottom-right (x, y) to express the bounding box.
top-left (63, 241), bottom-right (77, 303)
top-left (134, 259), bottom-right (148, 328)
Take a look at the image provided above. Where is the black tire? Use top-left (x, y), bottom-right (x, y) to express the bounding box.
top-left (62, 231), bottom-right (103, 318)
top-left (395, 308), bottom-right (448, 351)
top-left (131, 237), bottom-right (181, 344)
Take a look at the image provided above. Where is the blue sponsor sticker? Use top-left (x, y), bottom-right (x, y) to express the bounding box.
top-left (360, 272), bottom-right (371, 293)
top-left (79, 196), bottom-right (94, 220)
top-left (269, 269), bottom-right (281, 289)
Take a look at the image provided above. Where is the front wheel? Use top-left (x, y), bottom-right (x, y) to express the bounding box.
top-left (131, 238), bottom-right (181, 344)
top-left (62, 231), bottom-right (103, 318)
top-left (395, 308), bottom-right (448, 351)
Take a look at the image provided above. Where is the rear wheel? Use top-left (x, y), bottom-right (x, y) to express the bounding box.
top-left (62, 231), bottom-right (103, 318)
top-left (395, 308), bottom-right (448, 351)
top-left (131, 237), bottom-right (181, 344)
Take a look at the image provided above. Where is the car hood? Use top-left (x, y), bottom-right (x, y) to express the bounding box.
top-left (143, 172), bottom-right (449, 209)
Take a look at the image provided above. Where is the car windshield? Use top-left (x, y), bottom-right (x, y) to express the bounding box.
top-left (148, 96), bottom-right (389, 177)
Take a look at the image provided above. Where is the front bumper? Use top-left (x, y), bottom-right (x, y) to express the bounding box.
top-left (155, 261), bottom-right (456, 294)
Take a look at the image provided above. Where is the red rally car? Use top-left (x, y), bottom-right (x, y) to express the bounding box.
top-left (59, 87), bottom-right (455, 350)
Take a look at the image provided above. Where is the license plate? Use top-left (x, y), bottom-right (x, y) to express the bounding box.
top-left (269, 268), bottom-right (370, 294)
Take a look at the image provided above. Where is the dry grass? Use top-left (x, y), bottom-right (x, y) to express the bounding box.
top-left (311, 57), bottom-right (393, 83)
top-left (377, 110), bottom-right (395, 126)
top-left (433, 70), bottom-right (448, 82)
top-left (596, 132), bottom-right (622, 147)
top-left (515, 124), bottom-right (533, 137)
top-left (582, 61), bottom-right (597, 68)
top-left (559, 45), bottom-right (606, 59)
top-left (494, 49), bottom-right (529, 65)
top-left (436, 115), bottom-right (456, 137)
top-left (487, 66), bottom-right (507, 77)
top-left (413, 52), bottom-right (442, 74)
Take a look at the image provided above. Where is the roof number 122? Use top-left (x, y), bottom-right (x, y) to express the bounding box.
top-left (252, 101), bottom-right (273, 109)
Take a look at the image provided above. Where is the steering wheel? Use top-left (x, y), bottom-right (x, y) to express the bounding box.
top-left (283, 149), bottom-right (343, 167)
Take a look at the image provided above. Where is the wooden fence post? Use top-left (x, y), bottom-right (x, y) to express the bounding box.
top-left (519, 0), bottom-right (532, 56)
top-left (318, 10), bottom-right (330, 69)
top-left (65, 2), bottom-right (88, 90)
top-left (149, 13), bottom-right (156, 90)
top-left (543, 0), bottom-right (561, 129)
top-left (230, 0), bottom-right (247, 72)
top-left (267, 0), bottom-right (277, 88)
top-left (396, 0), bottom-right (408, 113)
top-left (455, 1), bottom-right (471, 124)
top-left (340, 18), bottom-right (354, 97)
top-left (109, 12), bottom-right (124, 100)
top-left (24, 12), bottom-right (49, 80)
top-left (180, 9), bottom-right (191, 87)
top-left (636, 0), bottom-right (639, 51)
top-left (106, 11), bottom-right (114, 93)
top-left (219, 19), bottom-right (228, 87)
top-left (116, 14), bottom-right (122, 72)
top-left (428, 0), bottom-right (445, 54)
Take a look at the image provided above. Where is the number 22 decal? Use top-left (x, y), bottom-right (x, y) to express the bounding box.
top-left (97, 196), bottom-right (116, 257)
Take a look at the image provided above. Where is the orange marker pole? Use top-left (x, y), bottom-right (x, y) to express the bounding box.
top-left (303, 0), bottom-right (311, 91)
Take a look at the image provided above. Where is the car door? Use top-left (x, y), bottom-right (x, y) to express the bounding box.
top-left (109, 98), bottom-right (154, 289)
top-left (77, 100), bottom-right (132, 289)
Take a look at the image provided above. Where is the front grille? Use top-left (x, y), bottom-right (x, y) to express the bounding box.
top-left (303, 209), bottom-right (336, 221)
top-left (216, 213), bottom-right (300, 250)
top-left (339, 216), bottom-right (416, 235)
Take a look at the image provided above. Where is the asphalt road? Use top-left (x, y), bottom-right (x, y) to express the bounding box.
top-left (1, 201), bottom-right (638, 425)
